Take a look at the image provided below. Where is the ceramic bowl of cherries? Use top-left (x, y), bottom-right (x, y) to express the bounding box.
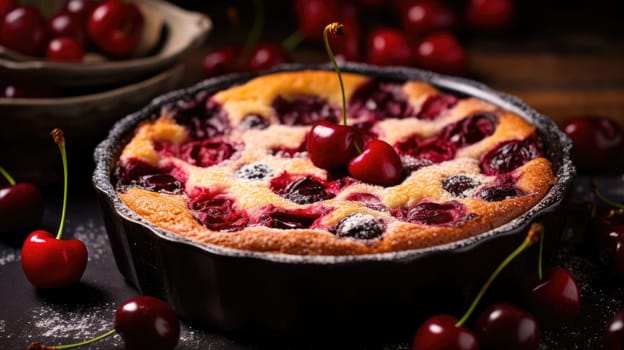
top-left (0, 0), bottom-right (211, 87)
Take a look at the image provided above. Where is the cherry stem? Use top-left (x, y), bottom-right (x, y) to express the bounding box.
top-left (538, 230), bottom-right (544, 281)
top-left (282, 29), bottom-right (304, 52)
top-left (0, 166), bottom-right (16, 185)
top-left (323, 23), bottom-right (347, 127)
top-left (51, 129), bottom-right (68, 241)
top-left (28, 329), bottom-right (117, 350)
top-left (592, 178), bottom-right (624, 210)
top-left (455, 223), bottom-right (544, 327)
top-left (239, 0), bottom-right (264, 66)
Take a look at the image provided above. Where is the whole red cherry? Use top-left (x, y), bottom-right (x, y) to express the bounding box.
top-left (525, 266), bottom-right (581, 328)
top-left (593, 209), bottom-right (624, 278)
top-left (21, 129), bottom-right (88, 289)
top-left (465, 0), bottom-right (515, 30)
top-left (307, 120), bottom-right (363, 170)
top-left (348, 139), bottom-right (403, 186)
top-left (46, 37), bottom-right (84, 61)
top-left (412, 314), bottom-right (479, 350)
top-left (114, 296), bottom-right (180, 350)
top-left (0, 6), bottom-right (47, 56)
top-left (87, 0), bottom-right (144, 58)
top-left (0, 166), bottom-right (43, 235)
top-left (394, 0), bottom-right (457, 37)
top-left (366, 27), bottom-right (412, 66)
top-left (561, 116), bottom-right (624, 172)
top-left (414, 31), bottom-right (468, 76)
top-left (475, 302), bottom-right (540, 350)
top-left (202, 45), bottom-right (242, 78)
top-left (245, 42), bottom-right (290, 72)
top-left (604, 309), bottom-right (624, 350)
top-left (47, 10), bottom-right (85, 43)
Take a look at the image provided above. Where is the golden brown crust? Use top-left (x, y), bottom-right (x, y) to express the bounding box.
top-left (116, 70), bottom-right (556, 255)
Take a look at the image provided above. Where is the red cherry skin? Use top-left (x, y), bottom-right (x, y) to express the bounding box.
top-left (394, 0), bottom-right (457, 37)
top-left (294, 0), bottom-right (356, 43)
top-left (87, 0), bottom-right (144, 58)
top-left (21, 230), bottom-right (88, 288)
top-left (475, 302), bottom-right (540, 350)
top-left (65, 0), bottom-right (100, 20)
top-left (593, 210), bottom-right (624, 278)
top-left (202, 45), bottom-right (241, 78)
top-left (367, 28), bottom-right (412, 66)
top-left (348, 139), bottom-right (403, 186)
top-left (46, 37), bottom-right (84, 61)
top-left (307, 120), bottom-right (363, 170)
top-left (330, 19), bottom-right (361, 62)
top-left (526, 266), bottom-right (581, 328)
top-left (412, 314), bottom-right (479, 350)
top-left (47, 10), bottom-right (85, 44)
top-left (0, 6), bottom-right (48, 56)
top-left (414, 31), bottom-right (468, 76)
top-left (0, 183), bottom-right (43, 234)
top-left (114, 296), bottom-right (180, 350)
top-left (465, 0), bottom-right (515, 30)
top-left (604, 309), bottom-right (624, 350)
top-left (245, 42), bottom-right (290, 72)
top-left (0, 0), bottom-right (16, 19)
top-left (561, 116), bottom-right (624, 172)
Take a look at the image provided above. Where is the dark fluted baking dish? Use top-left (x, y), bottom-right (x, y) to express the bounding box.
top-left (93, 63), bottom-right (575, 342)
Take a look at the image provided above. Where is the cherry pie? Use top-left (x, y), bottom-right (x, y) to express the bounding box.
top-left (114, 70), bottom-right (555, 255)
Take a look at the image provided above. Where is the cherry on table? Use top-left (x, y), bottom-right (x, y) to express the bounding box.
top-left (348, 139), bottom-right (403, 186)
top-left (413, 31), bottom-right (468, 76)
top-left (244, 42), bottom-right (290, 72)
top-left (46, 36), bottom-right (84, 62)
top-left (307, 120), bottom-right (363, 170)
top-left (474, 302), bottom-right (540, 350)
top-left (202, 45), bottom-right (242, 78)
top-left (0, 166), bottom-right (43, 235)
top-left (366, 27), bottom-right (412, 67)
top-left (412, 314), bottom-right (479, 350)
top-left (604, 309), bottom-right (624, 350)
top-left (525, 266), bottom-right (581, 328)
top-left (591, 206), bottom-right (624, 278)
top-left (21, 129), bottom-right (88, 289)
top-left (87, 0), bottom-right (144, 58)
top-left (0, 5), bottom-right (48, 56)
top-left (465, 0), bottom-right (515, 30)
top-left (394, 0), bottom-right (457, 37)
top-left (560, 116), bottom-right (624, 172)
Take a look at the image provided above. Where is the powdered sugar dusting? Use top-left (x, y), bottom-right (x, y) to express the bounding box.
top-left (71, 219), bottom-right (110, 261)
top-left (28, 303), bottom-right (119, 341)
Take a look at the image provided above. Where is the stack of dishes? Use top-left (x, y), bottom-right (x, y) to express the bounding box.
top-left (0, 0), bottom-right (211, 183)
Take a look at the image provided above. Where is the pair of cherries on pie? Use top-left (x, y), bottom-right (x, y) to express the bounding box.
top-left (307, 119), bottom-right (403, 186)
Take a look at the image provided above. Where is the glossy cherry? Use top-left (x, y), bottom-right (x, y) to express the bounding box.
top-left (349, 139), bottom-right (403, 186)
top-left (28, 296), bottom-right (180, 350)
top-left (0, 5), bottom-right (47, 56)
top-left (591, 181), bottom-right (624, 278)
top-left (414, 31), bottom-right (468, 76)
top-left (413, 314), bottom-right (479, 350)
top-left (21, 129), bottom-right (88, 289)
top-left (114, 296), bottom-right (180, 350)
top-left (87, 0), bottom-right (144, 58)
top-left (245, 42), bottom-right (290, 72)
top-left (202, 45), bottom-right (242, 78)
top-left (394, 0), bottom-right (457, 37)
top-left (0, 166), bottom-right (43, 235)
top-left (46, 37), bottom-right (84, 61)
top-left (307, 120), bottom-right (362, 170)
top-left (561, 116), bottom-right (624, 172)
top-left (413, 223), bottom-right (543, 350)
top-left (366, 27), bottom-right (412, 66)
top-left (47, 10), bottom-right (85, 43)
top-left (474, 302), bottom-right (540, 350)
top-left (465, 0), bottom-right (515, 30)
top-left (604, 309), bottom-right (624, 350)
top-left (525, 266), bottom-right (581, 328)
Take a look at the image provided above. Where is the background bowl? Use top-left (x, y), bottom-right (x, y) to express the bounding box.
top-left (93, 63), bottom-right (575, 342)
top-left (1, 64), bottom-right (184, 185)
top-left (0, 0), bottom-right (211, 87)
